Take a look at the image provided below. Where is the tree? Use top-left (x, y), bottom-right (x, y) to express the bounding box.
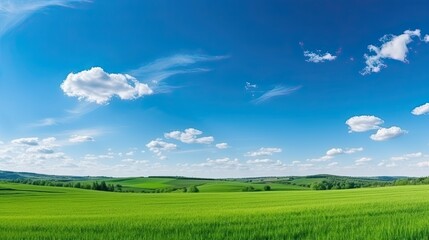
top-left (242, 186), bottom-right (255, 192)
top-left (263, 185), bottom-right (271, 191)
top-left (188, 185), bottom-right (199, 193)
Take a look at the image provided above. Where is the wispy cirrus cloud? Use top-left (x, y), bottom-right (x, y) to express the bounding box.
top-left (30, 102), bottom-right (99, 127)
top-left (129, 54), bottom-right (227, 84)
top-left (0, 0), bottom-right (88, 37)
top-left (251, 85), bottom-right (301, 104)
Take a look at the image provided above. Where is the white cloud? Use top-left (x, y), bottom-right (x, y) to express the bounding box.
top-left (0, 136), bottom-right (72, 173)
top-left (246, 147), bottom-right (282, 157)
top-left (355, 157), bottom-right (372, 166)
top-left (424, 35), bottom-right (429, 43)
top-left (26, 146), bottom-right (55, 154)
top-left (61, 54), bottom-right (227, 104)
top-left (370, 126), bottom-right (407, 141)
top-left (0, 0), bottom-right (87, 38)
top-left (245, 82), bottom-right (257, 90)
top-left (69, 135), bottom-right (94, 143)
top-left (31, 118), bottom-right (57, 127)
top-left (252, 85), bottom-right (301, 104)
top-left (416, 161), bottom-right (429, 167)
top-left (215, 143), bottom-right (229, 149)
top-left (391, 152), bottom-right (422, 161)
top-left (61, 67), bottom-right (153, 105)
top-left (193, 157), bottom-right (243, 169)
top-left (11, 137), bottom-right (39, 146)
top-left (84, 153), bottom-right (114, 160)
top-left (326, 148), bottom-right (343, 156)
top-left (303, 50), bottom-right (337, 63)
top-left (129, 54), bottom-right (227, 94)
top-left (326, 147), bottom-right (363, 156)
top-left (310, 147), bottom-right (363, 162)
top-left (164, 128), bottom-right (214, 144)
top-left (411, 103), bottom-right (429, 116)
top-left (361, 29), bottom-right (421, 75)
top-left (130, 54), bottom-right (227, 84)
top-left (146, 139), bottom-right (177, 160)
top-left (346, 115), bottom-right (384, 132)
top-left (246, 159), bottom-right (276, 164)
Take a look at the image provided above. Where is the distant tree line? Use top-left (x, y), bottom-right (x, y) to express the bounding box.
top-left (10, 179), bottom-right (121, 192)
top-left (310, 176), bottom-right (429, 190)
top-left (393, 177), bottom-right (429, 186)
top-left (152, 185), bottom-right (200, 193)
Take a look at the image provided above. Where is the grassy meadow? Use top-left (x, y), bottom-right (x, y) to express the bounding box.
top-left (1, 182), bottom-right (429, 239)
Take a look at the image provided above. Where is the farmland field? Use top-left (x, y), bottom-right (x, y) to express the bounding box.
top-left (1, 182), bottom-right (429, 239)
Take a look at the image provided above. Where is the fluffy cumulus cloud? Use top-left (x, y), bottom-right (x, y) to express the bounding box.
top-left (346, 115), bottom-right (384, 132)
top-left (361, 29), bottom-right (422, 75)
top-left (310, 147), bottom-right (363, 162)
top-left (61, 67), bottom-right (153, 104)
top-left (411, 103), bottom-right (429, 116)
top-left (215, 143), bottom-right (229, 149)
top-left (0, 136), bottom-right (73, 173)
top-left (146, 139), bottom-right (177, 160)
top-left (69, 135), bottom-right (94, 143)
top-left (246, 147), bottom-right (282, 157)
top-left (424, 35), bottom-right (429, 43)
top-left (11, 137), bottom-right (39, 146)
top-left (303, 50), bottom-right (337, 63)
top-left (327, 147), bottom-right (363, 156)
top-left (370, 126), bottom-right (407, 141)
top-left (164, 128), bottom-right (214, 144)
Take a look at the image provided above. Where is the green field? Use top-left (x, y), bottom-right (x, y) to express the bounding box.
top-left (1, 182), bottom-right (429, 239)
top-left (70, 177), bottom-right (309, 192)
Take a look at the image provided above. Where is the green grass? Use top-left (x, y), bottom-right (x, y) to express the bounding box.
top-left (1, 183), bottom-right (429, 239)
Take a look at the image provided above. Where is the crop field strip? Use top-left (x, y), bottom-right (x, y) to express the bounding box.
top-left (0, 183), bottom-right (429, 239)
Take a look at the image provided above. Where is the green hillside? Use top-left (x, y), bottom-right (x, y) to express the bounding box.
top-left (4, 170), bottom-right (409, 193)
top-left (1, 182), bottom-right (429, 239)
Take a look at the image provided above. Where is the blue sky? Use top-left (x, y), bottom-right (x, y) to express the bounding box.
top-left (0, 0), bottom-right (429, 177)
